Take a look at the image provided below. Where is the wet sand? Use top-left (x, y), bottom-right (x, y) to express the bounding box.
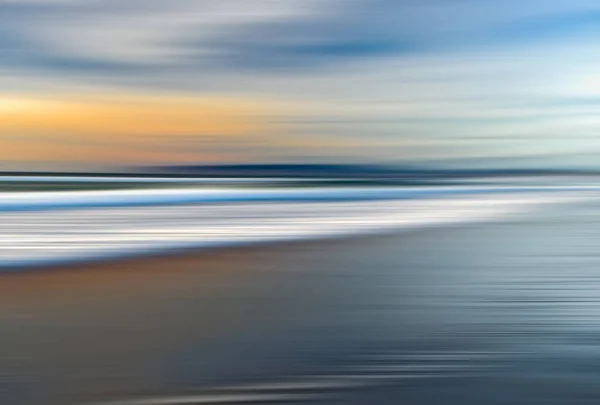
top-left (4, 200), bottom-right (600, 405)
top-left (3, 236), bottom-right (401, 405)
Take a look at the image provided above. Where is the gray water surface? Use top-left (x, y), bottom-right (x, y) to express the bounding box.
top-left (3, 200), bottom-right (600, 404)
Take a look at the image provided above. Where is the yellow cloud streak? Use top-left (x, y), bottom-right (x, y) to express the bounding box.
top-left (0, 93), bottom-right (374, 165)
top-left (1, 94), bottom-right (270, 136)
top-left (0, 93), bottom-right (277, 163)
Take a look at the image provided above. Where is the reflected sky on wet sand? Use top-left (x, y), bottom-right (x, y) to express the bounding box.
top-left (4, 197), bottom-right (600, 404)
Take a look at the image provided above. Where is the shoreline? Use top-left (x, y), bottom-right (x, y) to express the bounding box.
top-left (0, 214), bottom-right (539, 275)
top-left (2, 190), bottom-right (585, 273)
top-left (0, 226), bottom-right (433, 280)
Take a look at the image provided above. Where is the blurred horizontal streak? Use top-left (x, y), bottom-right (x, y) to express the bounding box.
top-left (0, 190), bottom-right (589, 270)
top-left (0, 185), bottom-right (598, 212)
top-left (88, 347), bottom-right (507, 405)
top-left (0, 175), bottom-right (328, 184)
top-left (90, 392), bottom-right (319, 405)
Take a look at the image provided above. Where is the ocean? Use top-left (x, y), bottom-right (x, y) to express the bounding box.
top-left (0, 183), bottom-right (596, 269)
top-left (2, 182), bottom-right (600, 404)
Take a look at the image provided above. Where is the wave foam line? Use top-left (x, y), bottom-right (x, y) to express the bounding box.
top-left (0, 192), bottom-right (586, 271)
top-left (1, 185), bottom-right (598, 212)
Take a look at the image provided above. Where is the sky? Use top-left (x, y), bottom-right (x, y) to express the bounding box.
top-left (1, 0), bottom-right (599, 170)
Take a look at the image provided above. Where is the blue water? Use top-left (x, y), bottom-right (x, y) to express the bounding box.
top-left (1, 184), bottom-right (598, 212)
top-left (1, 185), bottom-right (594, 270)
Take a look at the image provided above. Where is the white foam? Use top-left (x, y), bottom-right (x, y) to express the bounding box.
top-left (0, 191), bottom-right (586, 269)
top-left (1, 184), bottom-right (597, 211)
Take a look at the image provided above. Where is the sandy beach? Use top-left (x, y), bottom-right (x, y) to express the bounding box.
top-left (4, 199), bottom-right (600, 405)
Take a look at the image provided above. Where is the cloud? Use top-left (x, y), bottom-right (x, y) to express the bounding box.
top-left (2, 0), bottom-right (598, 78)
top-left (0, 0), bottom-right (333, 75)
top-left (173, 0), bottom-right (600, 71)
top-left (0, 92), bottom-right (295, 164)
top-left (2, 0), bottom-right (600, 167)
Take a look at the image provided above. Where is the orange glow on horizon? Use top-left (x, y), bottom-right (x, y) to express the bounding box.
top-left (1, 94), bottom-right (272, 136)
top-left (0, 93), bottom-right (279, 164)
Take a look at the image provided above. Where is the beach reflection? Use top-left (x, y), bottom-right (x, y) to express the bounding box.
top-left (4, 197), bottom-right (600, 404)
